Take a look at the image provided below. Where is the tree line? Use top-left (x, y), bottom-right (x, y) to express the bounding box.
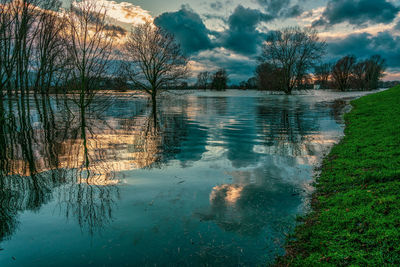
top-left (0, 0), bottom-right (391, 101)
top-left (195, 69), bottom-right (229, 90)
top-left (197, 27), bottom-right (389, 94)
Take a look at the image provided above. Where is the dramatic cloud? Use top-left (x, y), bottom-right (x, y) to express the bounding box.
top-left (210, 1), bottom-right (223, 11)
top-left (257, 0), bottom-right (290, 14)
top-left (328, 30), bottom-right (400, 69)
top-left (221, 5), bottom-right (272, 55)
top-left (256, 0), bottom-right (303, 18)
top-left (395, 20), bottom-right (400, 30)
top-left (313, 0), bottom-right (400, 28)
top-left (96, 0), bottom-right (152, 25)
top-left (191, 48), bottom-right (258, 82)
top-left (154, 6), bottom-right (214, 54)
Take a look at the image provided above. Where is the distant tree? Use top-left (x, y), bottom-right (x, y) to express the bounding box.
top-left (211, 69), bottom-right (228, 91)
top-left (351, 61), bottom-right (367, 90)
top-left (239, 77), bottom-right (257, 90)
top-left (196, 71), bottom-right (211, 89)
top-left (331, 55), bottom-right (356, 91)
top-left (364, 55), bottom-right (385, 90)
top-left (248, 77), bottom-right (257, 88)
top-left (255, 62), bottom-right (284, 91)
top-left (314, 63), bottom-right (332, 89)
top-left (179, 81), bottom-right (188, 90)
top-left (261, 27), bottom-right (326, 94)
top-left (124, 22), bottom-right (189, 104)
top-left (239, 81), bottom-right (247, 89)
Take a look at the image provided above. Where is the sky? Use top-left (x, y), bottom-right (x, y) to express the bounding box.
top-left (79, 0), bottom-right (400, 83)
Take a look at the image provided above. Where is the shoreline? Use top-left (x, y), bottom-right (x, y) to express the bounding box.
top-left (275, 86), bottom-right (400, 266)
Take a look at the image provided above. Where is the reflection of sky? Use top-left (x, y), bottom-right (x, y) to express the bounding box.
top-left (0, 90), bottom-right (378, 266)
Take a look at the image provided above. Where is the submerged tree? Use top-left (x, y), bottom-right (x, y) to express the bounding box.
top-left (261, 27), bottom-right (326, 94)
top-left (64, 0), bottom-right (114, 105)
top-left (255, 62), bottom-right (283, 91)
top-left (211, 68), bottom-right (228, 91)
top-left (124, 22), bottom-right (189, 105)
top-left (314, 63), bottom-right (332, 89)
top-left (196, 71), bottom-right (211, 90)
top-left (364, 55), bottom-right (386, 90)
top-left (351, 55), bottom-right (386, 91)
top-left (32, 0), bottom-right (67, 94)
top-left (331, 55), bottom-right (356, 91)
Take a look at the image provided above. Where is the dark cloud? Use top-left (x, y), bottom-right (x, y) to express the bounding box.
top-left (154, 4), bottom-right (273, 56)
top-left (313, 0), bottom-right (400, 28)
top-left (256, 0), bottom-right (303, 18)
top-left (192, 49), bottom-right (258, 82)
top-left (284, 4), bottom-right (303, 18)
top-left (104, 24), bottom-right (127, 36)
top-left (154, 6), bottom-right (214, 55)
top-left (328, 31), bottom-right (400, 69)
top-left (221, 5), bottom-right (272, 55)
top-left (210, 1), bottom-right (223, 11)
top-left (257, 0), bottom-right (290, 14)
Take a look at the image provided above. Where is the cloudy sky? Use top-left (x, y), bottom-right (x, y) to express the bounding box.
top-left (88, 0), bottom-right (400, 83)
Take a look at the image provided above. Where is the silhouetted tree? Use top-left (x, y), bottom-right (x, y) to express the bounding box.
top-left (64, 0), bottom-right (114, 105)
top-left (261, 27), bottom-right (326, 94)
top-left (255, 63), bottom-right (284, 91)
top-left (314, 63), bottom-right (332, 89)
top-left (123, 22), bottom-right (189, 105)
top-left (196, 71), bottom-right (211, 89)
top-left (32, 0), bottom-right (66, 95)
top-left (332, 55), bottom-right (356, 91)
top-left (211, 68), bottom-right (228, 91)
top-left (364, 55), bottom-right (386, 90)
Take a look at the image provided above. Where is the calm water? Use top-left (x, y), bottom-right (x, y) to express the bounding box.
top-left (0, 90), bottom-right (374, 266)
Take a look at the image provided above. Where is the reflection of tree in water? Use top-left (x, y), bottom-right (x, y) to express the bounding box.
top-left (0, 93), bottom-right (69, 242)
top-left (0, 93), bottom-right (120, 241)
top-left (328, 99), bottom-right (348, 125)
top-left (197, 97), bottom-right (333, 239)
top-left (135, 98), bottom-right (208, 169)
top-left (256, 98), bottom-right (322, 157)
top-left (0, 93), bottom-right (209, 241)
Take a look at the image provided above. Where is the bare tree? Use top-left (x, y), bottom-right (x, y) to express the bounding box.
top-left (0, 0), bottom-right (68, 98)
top-left (0, 0), bottom-right (17, 95)
top-left (64, 0), bottom-right (114, 106)
top-left (0, 0), bottom-right (40, 97)
top-left (351, 60), bottom-right (367, 90)
top-left (364, 55), bottom-right (385, 90)
top-left (123, 22), bottom-right (189, 104)
top-left (255, 62), bottom-right (283, 91)
top-left (314, 63), bottom-right (332, 89)
top-left (261, 27), bottom-right (326, 95)
top-left (31, 0), bottom-right (66, 94)
top-left (332, 55), bottom-right (356, 91)
top-left (196, 71), bottom-right (211, 90)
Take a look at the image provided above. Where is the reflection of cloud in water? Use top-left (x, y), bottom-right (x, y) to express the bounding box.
top-left (199, 181), bottom-right (302, 237)
top-left (198, 161), bottom-right (309, 237)
top-left (210, 184), bottom-right (243, 204)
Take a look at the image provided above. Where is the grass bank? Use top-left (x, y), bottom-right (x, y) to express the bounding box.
top-left (276, 86), bottom-right (400, 266)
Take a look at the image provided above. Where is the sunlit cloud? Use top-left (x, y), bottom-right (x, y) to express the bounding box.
top-left (95, 0), bottom-right (153, 25)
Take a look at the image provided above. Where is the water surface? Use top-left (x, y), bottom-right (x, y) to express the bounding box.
top-left (0, 90), bottom-right (374, 266)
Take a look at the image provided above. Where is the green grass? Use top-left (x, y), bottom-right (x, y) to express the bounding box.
top-left (276, 86), bottom-right (400, 266)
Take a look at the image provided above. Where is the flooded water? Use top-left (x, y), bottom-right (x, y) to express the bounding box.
top-left (0, 90), bottom-right (375, 266)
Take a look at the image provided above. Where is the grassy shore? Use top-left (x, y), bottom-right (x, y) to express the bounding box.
top-left (276, 86), bottom-right (400, 266)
